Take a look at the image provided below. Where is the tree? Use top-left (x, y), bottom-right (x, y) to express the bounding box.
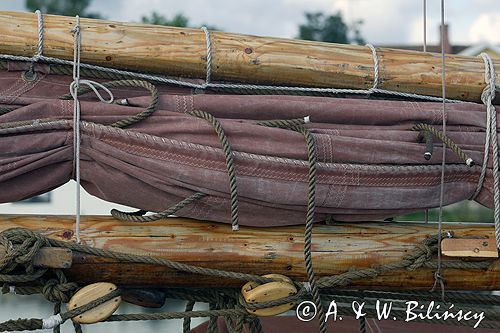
top-left (26, 0), bottom-right (102, 18)
top-left (141, 11), bottom-right (219, 30)
top-left (298, 12), bottom-right (365, 45)
top-left (141, 12), bottom-right (189, 27)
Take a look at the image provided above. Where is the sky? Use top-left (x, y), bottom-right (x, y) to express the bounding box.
top-left (0, 0), bottom-right (499, 45)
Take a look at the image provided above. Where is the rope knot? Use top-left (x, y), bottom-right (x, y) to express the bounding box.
top-left (42, 278), bottom-right (78, 303)
top-left (404, 234), bottom-right (439, 271)
top-left (0, 228), bottom-right (48, 276)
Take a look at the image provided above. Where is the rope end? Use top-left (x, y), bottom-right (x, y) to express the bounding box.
top-left (42, 314), bottom-right (63, 329)
top-left (424, 152), bottom-right (432, 160)
top-left (466, 158), bottom-right (474, 167)
top-left (303, 116), bottom-right (310, 124)
top-left (232, 225), bottom-right (240, 232)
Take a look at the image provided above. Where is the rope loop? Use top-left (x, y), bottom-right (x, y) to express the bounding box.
top-left (69, 80), bottom-right (114, 104)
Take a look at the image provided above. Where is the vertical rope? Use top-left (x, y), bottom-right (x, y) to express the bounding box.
top-left (366, 44), bottom-right (379, 90)
top-left (201, 26), bottom-right (212, 86)
top-left (70, 16), bottom-right (82, 244)
top-left (358, 316), bottom-right (366, 333)
top-left (26, 10), bottom-right (44, 79)
top-left (423, 0), bottom-right (427, 52)
top-left (479, 53), bottom-right (499, 248)
top-left (182, 301), bottom-right (195, 333)
top-left (34, 10), bottom-right (44, 60)
top-left (432, 0), bottom-right (446, 300)
top-left (207, 302), bottom-right (218, 333)
top-left (299, 126), bottom-right (327, 333)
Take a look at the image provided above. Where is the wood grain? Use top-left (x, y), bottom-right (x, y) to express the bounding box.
top-left (0, 11), bottom-right (498, 103)
top-left (0, 215), bottom-right (498, 290)
top-left (441, 238), bottom-right (498, 258)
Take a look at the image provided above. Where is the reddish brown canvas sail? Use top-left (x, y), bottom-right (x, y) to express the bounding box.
top-left (0, 62), bottom-right (495, 226)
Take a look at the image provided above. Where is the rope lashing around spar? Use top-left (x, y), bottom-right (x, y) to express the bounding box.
top-left (3, 10), bottom-right (469, 103)
top-left (1, 227), bottom-right (497, 333)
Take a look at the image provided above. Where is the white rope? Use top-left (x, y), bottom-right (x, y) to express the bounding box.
top-left (8, 286), bottom-right (16, 294)
top-left (68, 17), bottom-right (115, 244)
top-left (201, 26), bottom-right (212, 86)
top-left (423, 0), bottom-right (427, 52)
top-left (3, 14), bottom-right (467, 104)
top-left (431, 0), bottom-right (447, 301)
top-left (0, 51), bottom-right (467, 104)
top-left (71, 16), bottom-right (82, 244)
top-left (34, 10), bottom-right (43, 61)
top-left (479, 53), bottom-right (499, 248)
top-left (70, 80), bottom-right (114, 104)
top-left (41, 314), bottom-right (63, 329)
top-left (366, 44), bottom-right (379, 90)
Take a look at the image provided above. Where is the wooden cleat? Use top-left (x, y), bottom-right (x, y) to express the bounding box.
top-left (441, 238), bottom-right (499, 258)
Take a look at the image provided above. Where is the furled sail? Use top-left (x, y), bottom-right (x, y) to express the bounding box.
top-left (0, 61), bottom-right (494, 226)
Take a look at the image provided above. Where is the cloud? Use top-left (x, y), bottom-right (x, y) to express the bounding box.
top-left (468, 12), bottom-right (500, 43)
top-left (86, 0), bottom-right (424, 44)
top-left (330, 0), bottom-right (421, 44)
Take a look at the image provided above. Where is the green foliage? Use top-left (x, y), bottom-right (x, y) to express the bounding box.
top-left (398, 201), bottom-right (493, 223)
top-left (141, 12), bottom-right (189, 27)
top-left (141, 11), bottom-right (220, 30)
top-left (26, 0), bottom-right (102, 18)
top-left (298, 11), bottom-right (365, 45)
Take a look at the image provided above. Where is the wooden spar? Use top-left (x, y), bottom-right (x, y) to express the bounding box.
top-left (0, 12), bottom-right (498, 103)
top-left (0, 215), bottom-right (498, 290)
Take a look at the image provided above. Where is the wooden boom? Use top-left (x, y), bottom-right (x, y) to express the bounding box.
top-left (0, 11), bottom-right (498, 103)
top-left (0, 215), bottom-right (498, 290)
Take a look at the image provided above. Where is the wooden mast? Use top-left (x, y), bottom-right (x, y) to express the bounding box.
top-left (1, 215), bottom-right (498, 290)
top-left (0, 11), bottom-right (498, 103)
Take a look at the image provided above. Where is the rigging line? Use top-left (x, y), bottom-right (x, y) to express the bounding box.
top-left (479, 53), bottom-right (500, 249)
top-left (420, 0), bottom-right (431, 230)
top-left (70, 16), bottom-right (82, 244)
top-left (423, 0), bottom-right (427, 52)
top-left (432, 0), bottom-right (446, 301)
top-left (421, 0), bottom-right (429, 230)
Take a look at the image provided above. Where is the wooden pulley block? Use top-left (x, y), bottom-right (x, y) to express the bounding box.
top-left (67, 282), bottom-right (121, 324)
top-left (241, 274), bottom-right (297, 317)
